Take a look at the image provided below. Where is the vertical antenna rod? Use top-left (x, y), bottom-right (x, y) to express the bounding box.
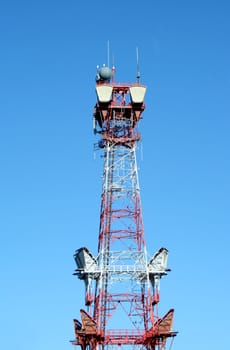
top-left (107, 40), bottom-right (110, 68)
top-left (136, 47), bottom-right (141, 83)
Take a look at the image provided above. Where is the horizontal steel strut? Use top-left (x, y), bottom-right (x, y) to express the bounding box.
top-left (71, 67), bottom-right (177, 350)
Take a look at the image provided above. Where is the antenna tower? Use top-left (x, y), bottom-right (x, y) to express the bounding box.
top-left (71, 63), bottom-right (177, 350)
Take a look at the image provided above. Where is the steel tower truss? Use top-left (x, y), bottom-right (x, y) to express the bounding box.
top-left (71, 67), bottom-right (177, 350)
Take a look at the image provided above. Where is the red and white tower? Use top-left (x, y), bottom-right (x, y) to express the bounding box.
top-left (71, 65), bottom-right (177, 350)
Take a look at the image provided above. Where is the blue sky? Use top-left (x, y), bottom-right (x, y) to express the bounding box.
top-left (0, 0), bottom-right (229, 349)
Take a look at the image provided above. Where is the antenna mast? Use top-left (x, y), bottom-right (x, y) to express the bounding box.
top-left (71, 61), bottom-right (177, 350)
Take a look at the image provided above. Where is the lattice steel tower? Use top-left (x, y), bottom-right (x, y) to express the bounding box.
top-left (71, 65), bottom-right (177, 350)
